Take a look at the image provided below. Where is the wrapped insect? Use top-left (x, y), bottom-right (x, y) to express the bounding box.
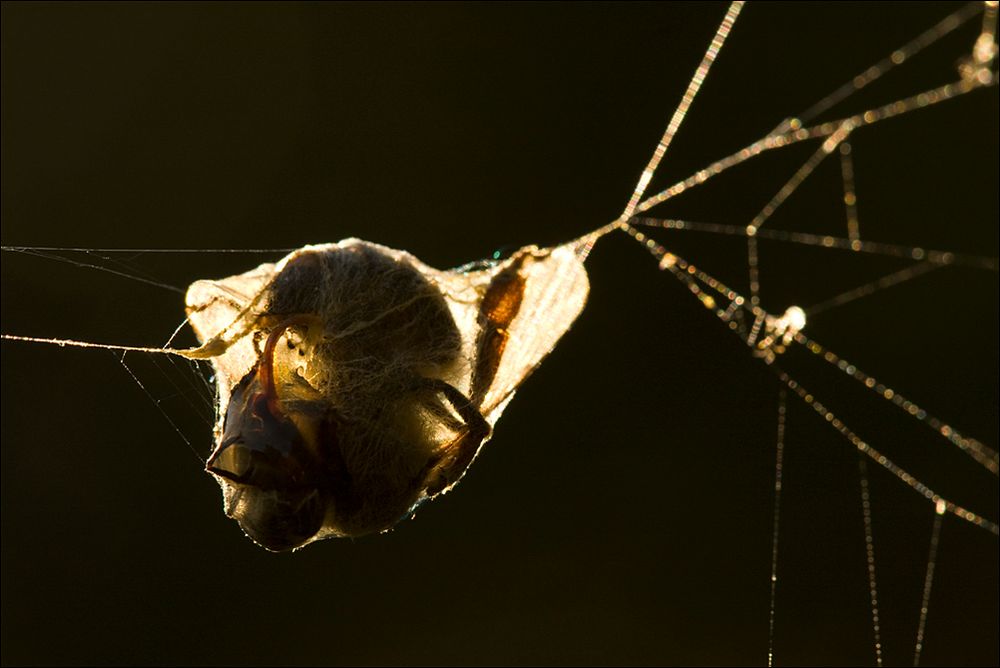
top-left (185, 238), bottom-right (589, 550)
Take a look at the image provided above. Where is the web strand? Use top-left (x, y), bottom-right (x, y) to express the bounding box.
top-left (618, 1), bottom-right (744, 222)
top-left (0, 333), bottom-right (214, 360)
top-left (767, 388), bottom-right (786, 668)
top-left (803, 262), bottom-right (941, 319)
top-left (795, 332), bottom-right (1000, 474)
top-left (839, 142), bottom-right (862, 245)
top-left (913, 502), bottom-right (946, 667)
top-left (1, 245), bottom-right (298, 254)
top-left (116, 352), bottom-right (206, 464)
top-left (631, 218), bottom-right (999, 271)
top-left (633, 77), bottom-right (995, 215)
top-left (858, 456), bottom-right (884, 667)
top-left (4, 247), bottom-right (185, 294)
top-left (791, 2), bottom-right (984, 125)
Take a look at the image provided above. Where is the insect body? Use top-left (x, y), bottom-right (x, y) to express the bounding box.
top-left (186, 238), bottom-right (588, 549)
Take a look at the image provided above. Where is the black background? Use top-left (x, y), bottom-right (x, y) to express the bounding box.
top-left (2, 3), bottom-right (997, 666)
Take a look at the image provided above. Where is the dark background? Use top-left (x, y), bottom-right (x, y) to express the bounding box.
top-left (2, 2), bottom-right (997, 665)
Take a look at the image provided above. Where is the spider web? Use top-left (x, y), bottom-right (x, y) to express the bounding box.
top-left (599, 3), bottom-right (997, 664)
top-left (1, 2), bottom-right (996, 665)
top-left (599, 3), bottom-right (998, 664)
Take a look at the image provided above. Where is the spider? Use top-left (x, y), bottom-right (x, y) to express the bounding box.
top-left (185, 238), bottom-right (588, 550)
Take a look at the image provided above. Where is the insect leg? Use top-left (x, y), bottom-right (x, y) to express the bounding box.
top-left (416, 254), bottom-right (532, 497)
top-left (418, 378), bottom-right (491, 497)
top-left (469, 253), bottom-right (529, 407)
